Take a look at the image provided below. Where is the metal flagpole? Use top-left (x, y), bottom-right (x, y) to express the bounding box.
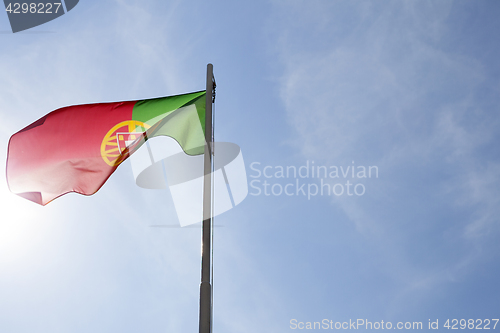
top-left (200, 63), bottom-right (214, 333)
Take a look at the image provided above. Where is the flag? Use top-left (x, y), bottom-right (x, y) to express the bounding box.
top-left (6, 91), bottom-right (206, 205)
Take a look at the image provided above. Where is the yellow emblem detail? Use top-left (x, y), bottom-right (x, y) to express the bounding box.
top-left (100, 120), bottom-right (151, 167)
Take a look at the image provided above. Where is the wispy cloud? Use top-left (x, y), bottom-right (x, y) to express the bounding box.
top-left (271, 0), bottom-right (500, 313)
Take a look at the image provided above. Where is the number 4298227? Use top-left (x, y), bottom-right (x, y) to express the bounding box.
top-left (444, 319), bottom-right (499, 330)
top-left (5, 3), bottom-right (62, 14)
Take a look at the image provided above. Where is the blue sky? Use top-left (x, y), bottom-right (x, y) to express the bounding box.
top-left (1, 1), bottom-right (500, 332)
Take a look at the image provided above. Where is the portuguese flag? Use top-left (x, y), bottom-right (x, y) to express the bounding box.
top-left (6, 91), bottom-right (206, 205)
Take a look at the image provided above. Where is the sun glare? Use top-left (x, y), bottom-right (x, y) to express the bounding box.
top-left (0, 181), bottom-right (46, 263)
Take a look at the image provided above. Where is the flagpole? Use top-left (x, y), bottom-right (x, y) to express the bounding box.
top-left (200, 63), bottom-right (214, 333)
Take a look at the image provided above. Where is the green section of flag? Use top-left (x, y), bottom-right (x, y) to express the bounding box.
top-left (132, 90), bottom-right (205, 126)
top-left (132, 90), bottom-right (206, 155)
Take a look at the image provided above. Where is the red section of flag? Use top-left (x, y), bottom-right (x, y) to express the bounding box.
top-left (6, 101), bottom-right (136, 205)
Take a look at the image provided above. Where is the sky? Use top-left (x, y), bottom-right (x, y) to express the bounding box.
top-left (1, 1), bottom-right (500, 332)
